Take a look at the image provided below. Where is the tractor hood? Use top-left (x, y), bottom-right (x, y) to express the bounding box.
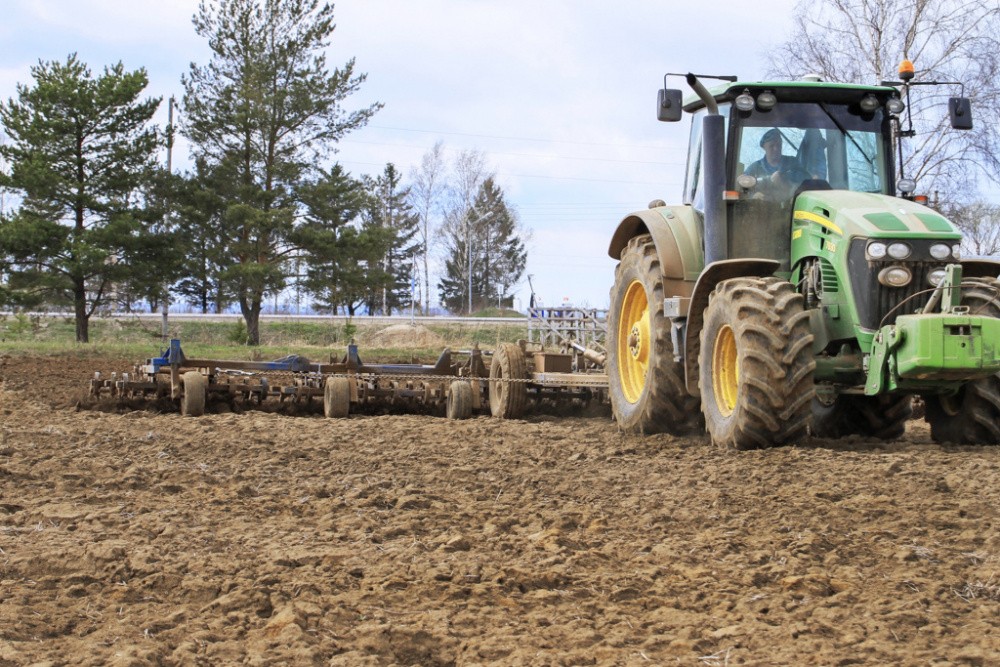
top-left (793, 190), bottom-right (961, 241)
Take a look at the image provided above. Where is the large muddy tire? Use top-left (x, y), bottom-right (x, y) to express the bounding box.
top-left (607, 234), bottom-right (701, 434)
top-left (324, 377), bottom-right (351, 418)
top-left (181, 371), bottom-right (206, 417)
top-left (699, 277), bottom-right (815, 449)
top-left (490, 343), bottom-right (527, 419)
top-left (924, 277), bottom-right (1000, 444)
top-left (447, 380), bottom-right (474, 420)
top-left (812, 393), bottom-right (913, 440)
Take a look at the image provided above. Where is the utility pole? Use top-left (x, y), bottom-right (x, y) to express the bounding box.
top-left (161, 96), bottom-right (175, 343)
top-left (382, 177), bottom-right (390, 315)
top-left (466, 215), bottom-right (472, 314)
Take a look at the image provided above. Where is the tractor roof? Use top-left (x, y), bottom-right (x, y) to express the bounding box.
top-left (682, 79), bottom-right (898, 112)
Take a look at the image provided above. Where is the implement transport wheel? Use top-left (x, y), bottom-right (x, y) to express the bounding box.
top-left (698, 277), bottom-right (815, 449)
top-left (812, 393), bottom-right (913, 440)
top-left (324, 377), bottom-right (351, 418)
top-left (490, 343), bottom-right (527, 419)
top-left (924, 277), bottom-right (1000, 444)
top-left (447, 380), bottom-right (474, 420)
top-left (607, 234), bottom-right (701, 434)
top-left (180, 371), bottom-right (207, 417)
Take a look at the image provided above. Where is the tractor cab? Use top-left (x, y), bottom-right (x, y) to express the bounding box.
top-left (677, 81), bottom-right (899, 271)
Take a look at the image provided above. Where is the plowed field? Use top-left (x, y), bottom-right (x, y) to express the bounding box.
top-left (1, 353), bottom-right (998, 665)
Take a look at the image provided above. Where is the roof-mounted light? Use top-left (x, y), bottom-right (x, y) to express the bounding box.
top-left (887, 96), bottom-right (905, 114)
top-left (735, 89), bottom-right (755, 112)
top-left (860, 94), bottom-right (880, 113)
top-left (897, 178), bottom-right (916, 195)
top-left (898, 59), bottom-right (915, 82)
top-left (757, 90), bottom-right (777, 110)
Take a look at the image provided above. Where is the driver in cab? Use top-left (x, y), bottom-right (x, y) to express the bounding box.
top-left (744, 128), bottom-right (803, 199)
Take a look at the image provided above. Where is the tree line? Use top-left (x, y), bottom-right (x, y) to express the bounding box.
top-left (4, 0), bottom-right (999, 345)
top-left (0, 0), bottom-right (528, 344)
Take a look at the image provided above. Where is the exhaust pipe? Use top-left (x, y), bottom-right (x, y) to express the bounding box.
top-left (686, 73), bottom-right (728, 265)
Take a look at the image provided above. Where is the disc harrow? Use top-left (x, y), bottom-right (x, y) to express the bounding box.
top-left (89, 338), bottom-right (609, 419)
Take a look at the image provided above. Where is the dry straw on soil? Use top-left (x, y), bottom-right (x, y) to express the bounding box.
top-left (364, 324), bottom-right (445, 348)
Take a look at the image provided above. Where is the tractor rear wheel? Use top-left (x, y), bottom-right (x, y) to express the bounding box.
top-left (447, 380), bottom-right (474, 420)
top-left (607, 234), bottom-right (701, 434)
top-left (181, 371), bottom-right (206, 417)
top-left (811, 393), bottom-right (913, 440)
top-left (924, 277), bottom-right (1000, 444)
top-left (490, 343), bottom-right (527, 418)
top-left (698, 277), bottom-right (815, 449)
top-left (324, 377), bottom-right (351, 418)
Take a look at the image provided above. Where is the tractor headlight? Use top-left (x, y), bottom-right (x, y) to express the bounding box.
top-left (929, 243), bottom-right (951, 260)
top-left (887, 242), bottom-right (911, 259)
top-left (878, 266), bottom-right (912, 287)
top-left (887, 97), bottom-right (905, 114)
top-left (867, 242), bottom-right (888, 259)
top-left (928, 268), bottom-right (947, 286)
top-left (952, 244), bottom-right (962, 260)
top-left (897, 178), bottom-right (916, 195)
top-left (736, 173), bottom-right (758, 189)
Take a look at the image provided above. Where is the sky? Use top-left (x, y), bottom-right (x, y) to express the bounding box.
top-left (0, 0), bottom-right (802, 312)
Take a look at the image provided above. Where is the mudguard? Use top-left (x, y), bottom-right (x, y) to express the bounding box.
top-left (608, 206), bottom-right (704, 285)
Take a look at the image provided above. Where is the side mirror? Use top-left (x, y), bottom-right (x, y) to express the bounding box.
top-left (657, 89), bottom-right (683, 122)
top-left (949, 97), bottom-right (973, 130)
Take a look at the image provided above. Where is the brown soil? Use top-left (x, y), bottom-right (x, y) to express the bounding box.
top-left (1, 353), bottom-right (998, 666)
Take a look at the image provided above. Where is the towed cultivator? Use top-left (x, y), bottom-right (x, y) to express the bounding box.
top-left (89, 338), bottom-right (609, 420)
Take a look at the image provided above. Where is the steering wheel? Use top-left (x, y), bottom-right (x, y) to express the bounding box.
top-left (778, 163), bottom-right (811, 185)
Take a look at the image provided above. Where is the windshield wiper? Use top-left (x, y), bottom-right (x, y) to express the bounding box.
top-left (818, 102), bottom-right (876, 168)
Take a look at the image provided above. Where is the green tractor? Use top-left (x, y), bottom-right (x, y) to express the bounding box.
top-left (607, 69), bottom-right (1000, 448)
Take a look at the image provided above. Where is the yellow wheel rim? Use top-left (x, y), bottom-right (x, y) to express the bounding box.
top-left (617, 280), bottom-right (650, 404)
top-left (712, 324), bottom-right (739, 417)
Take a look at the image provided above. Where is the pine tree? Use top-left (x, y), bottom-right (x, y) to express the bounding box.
top-left (438, 177), bottom-right (527, 313)
top-left (296, 164), bottom-right (388, 315)
top-left (172, 159), bottom-right (235, 313)
top-left (182, 0), bottom-right (380, 342)
top-left (0, 54), bottom-right (161, 342)
top-left (361, 163), bottom-right (421, 315)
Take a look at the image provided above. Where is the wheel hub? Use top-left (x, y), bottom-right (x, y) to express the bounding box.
top-left (617, 280), bottom-right (651, 404)
top-left (628, 325), bottom-right (647, 361)
top-left (712, 324), bottom-right (739, 417)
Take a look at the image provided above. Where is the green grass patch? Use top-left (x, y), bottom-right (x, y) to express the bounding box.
top-left (0, 313), bottom-right (529, 363)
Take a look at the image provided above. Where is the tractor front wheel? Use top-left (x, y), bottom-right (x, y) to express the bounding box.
top-left (698, 277), bottom-right (815, 449)
top-left (811, 393), bottom-right (913, 440)
top-left (924, 277), bottom-right (1000, 444)
top-left (607, 234), bottom-right (701, 434)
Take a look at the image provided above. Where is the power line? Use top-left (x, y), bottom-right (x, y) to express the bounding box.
top-left (341, 138), bottom-right (685, 167)
top-left (336, 159), bottom-right (676, 186)
top-left (367, 124), bottom-right (680, 150)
